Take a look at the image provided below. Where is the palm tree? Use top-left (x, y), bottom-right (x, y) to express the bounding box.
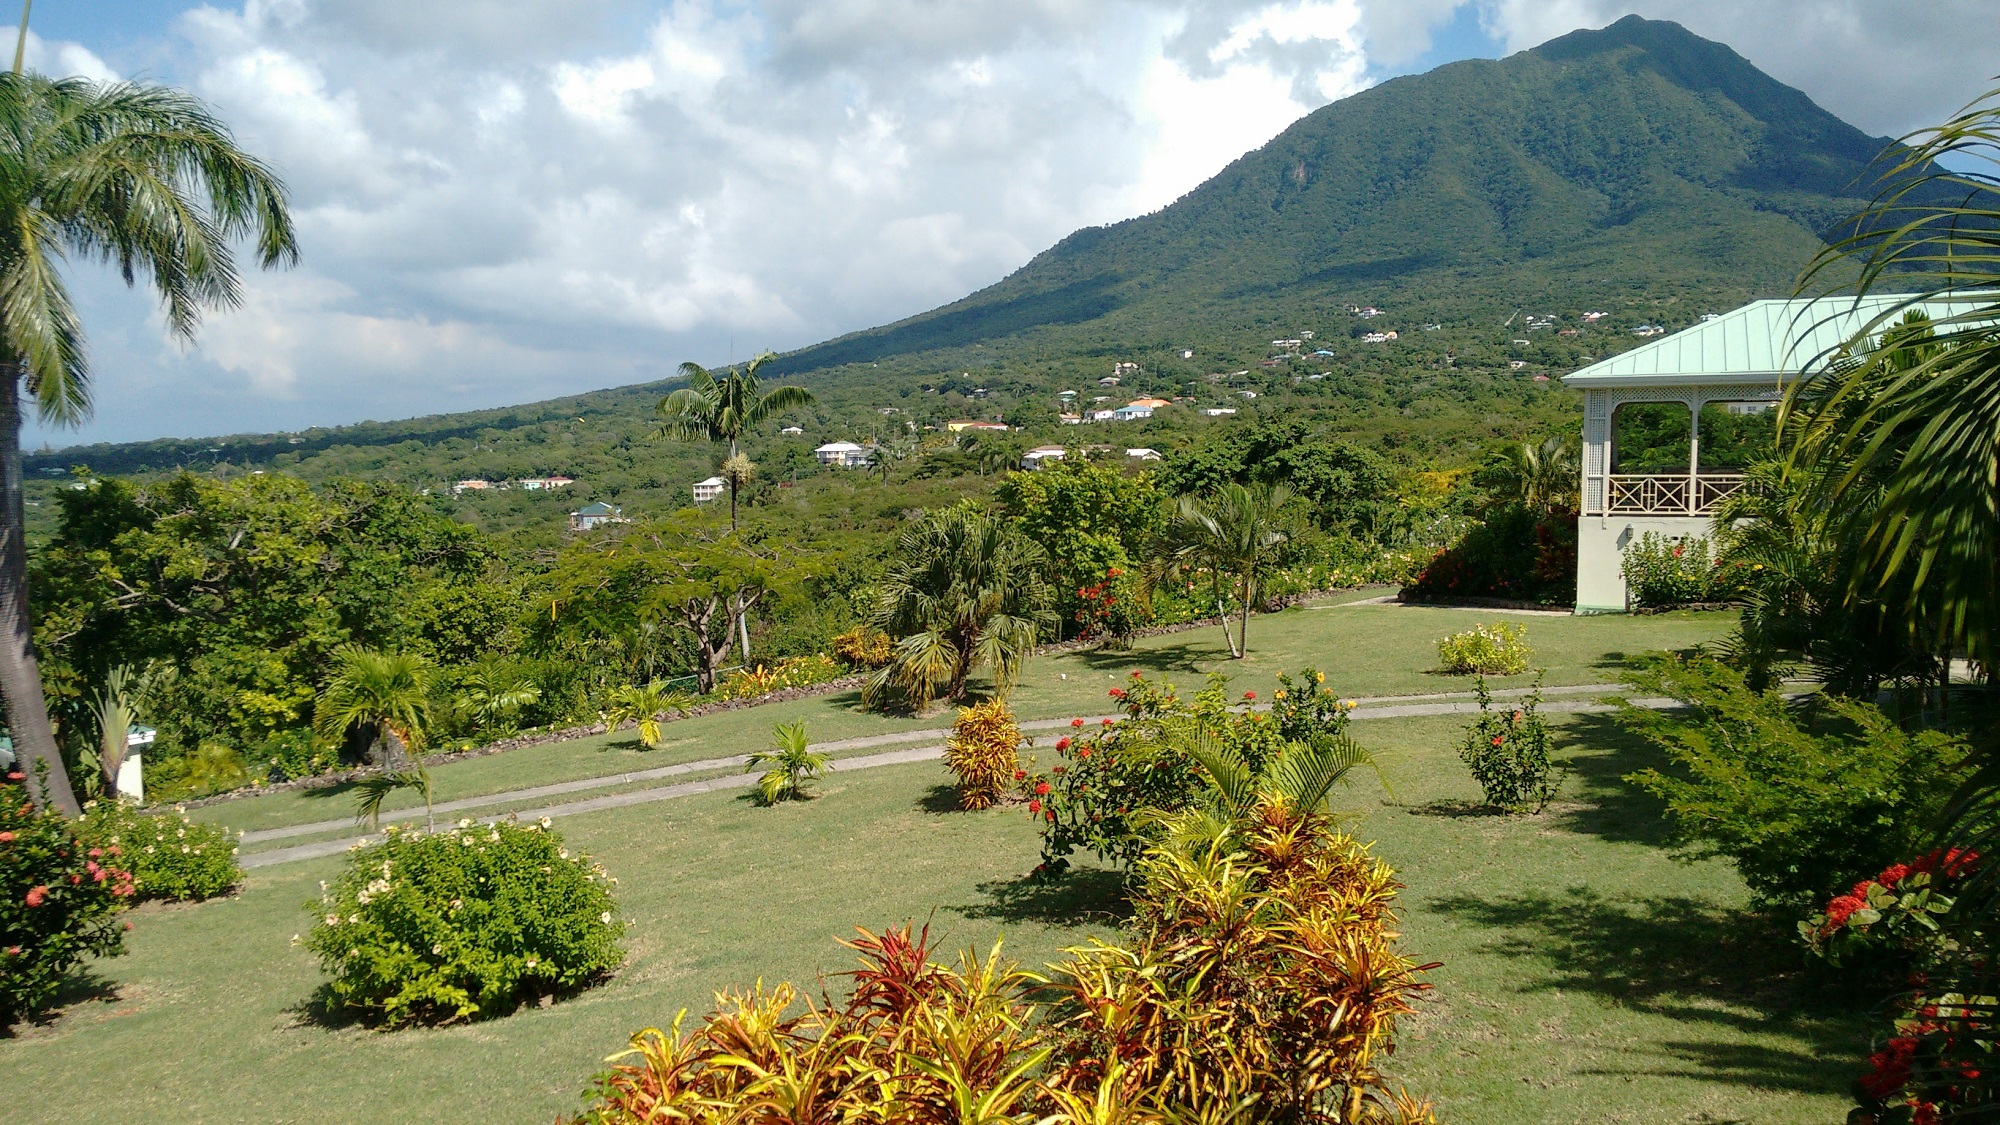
top-left (1154, 483), bottom-right (1292, 659)
top-left (864, 506), bottom-right (1057, 711)
top-left (657, 351), bottom-right (816, 532)
top-left (1140, 718), bottom-right (1375, 857)
top-left (1788, 83), bottom-right (2000, 675)
top-left (317, 648), bottom-right (439, 831)
top-left (0, 73), bottom-right (297, 815)
top-left (604, 680), bottom-right (688, 749)
top-left (456, 660), bottom-right (542, 734)
top-left (1488, 436), bottom-right (1579, 515)
top-left (746, 720), bottom-right (829, 805)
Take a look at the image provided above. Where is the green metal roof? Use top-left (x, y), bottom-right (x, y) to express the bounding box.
top-left (1561, 294), bottom-right (1984, 388)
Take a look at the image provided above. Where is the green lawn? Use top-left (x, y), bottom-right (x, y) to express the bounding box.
top-left (3, 705), bottom-right (1865, 1124)
top-left (188, 593), bottom-right (1733, 837)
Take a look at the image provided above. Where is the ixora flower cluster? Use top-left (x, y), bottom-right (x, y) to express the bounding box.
top-left (1852, 994), bottom-right (1992, 1125)
top-left (1, 769), bottom-right (138, 1028)
top-left (1804, 848), bottom-right (1980, 966)
top-left (302, 817), bottom-right (624, 1026)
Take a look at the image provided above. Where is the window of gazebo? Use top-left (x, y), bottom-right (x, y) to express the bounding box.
top-left (1581, 389), bottom-right (1778, 517)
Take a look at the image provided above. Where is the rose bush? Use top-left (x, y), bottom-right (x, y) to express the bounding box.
top-left (303, 818), bottom-right (624, 1025)
top-left (1, 768), bottom-right (136, 1028)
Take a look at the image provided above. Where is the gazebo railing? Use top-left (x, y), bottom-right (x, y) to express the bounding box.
top-left (1603, 473), bottom-right (1744, 516)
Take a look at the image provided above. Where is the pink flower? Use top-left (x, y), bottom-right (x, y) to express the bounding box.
top-left (88, 848), bottom-right (102, 859)
top-left (0, 831), bottom-right (13, 844)
top-left (24, 885), bottom-right (47, 908)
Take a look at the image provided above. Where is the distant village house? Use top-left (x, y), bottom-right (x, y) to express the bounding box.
top-left (569, 502), bottom-right (626, 531)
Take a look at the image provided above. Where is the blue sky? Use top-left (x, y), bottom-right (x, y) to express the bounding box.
top-left (21, 1), bottom-right (1994, 447)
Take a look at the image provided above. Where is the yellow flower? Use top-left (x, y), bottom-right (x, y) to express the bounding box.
top-left (1314, 671), bottom-right (1325, 683)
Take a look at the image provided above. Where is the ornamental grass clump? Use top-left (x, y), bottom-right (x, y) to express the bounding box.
top-left (1455, 676), bottom-right (1560, 812)
top-left (1436, 622), bottom-right (1531, 675)
top-left (2, 768), bottom-right (136, 1029)
top-left (76, 799), bottom-right (240, 901)
top-left (943, 699), bottom-right (1023, 810)
top-left (303, 818), bottom-right (623, 1026)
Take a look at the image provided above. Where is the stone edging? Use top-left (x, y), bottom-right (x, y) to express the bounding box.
top-left (174, 585), bottom-right (1379, 811)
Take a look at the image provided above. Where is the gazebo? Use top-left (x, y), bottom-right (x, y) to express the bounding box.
top-left (1563, 294), bottom-right (1957, 613)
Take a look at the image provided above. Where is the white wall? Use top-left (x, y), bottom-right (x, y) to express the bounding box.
top-left (1575, 514), bottom-right (1715, 613)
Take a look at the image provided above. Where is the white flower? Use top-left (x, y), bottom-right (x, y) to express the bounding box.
top-left (558, 849), bottom-right (569, 860)
top-left (325, 914), bottom-right (339, 926)
top-left (431, 944), bottom-right (443, 955)
top-left (599, 912), bottom-right (612, 924)
top-left (462, 837), bottom-right (474, 847)
top-left (458, 818), bottom-right (473, 829)
top-left (291, 934), bottom-right (301, 946)
top-left (176, 828), bottom-right (186, 838)
top-left (181, 845), bottom-right (191, 853)
top-left (348, 913), bottom-right (360, 924)
top-left (538, 817), bottom-right (552, 830)
top-left (524, 957), bottom-right (538, 969)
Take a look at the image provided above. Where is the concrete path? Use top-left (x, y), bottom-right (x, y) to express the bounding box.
top-left (238, 683), bottom-right (1662, 870)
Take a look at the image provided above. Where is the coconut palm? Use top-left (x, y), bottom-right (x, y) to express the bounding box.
top-left (1789, 83), bottom-right (2000, 674)
top-left (1154, 483), bottom-right (1292, 659)
top-left (865, 506), bottom-right (1057, 711)
top-left (1488, 436), bottom-right (1579, 515)
top-left (657, 351), bottom-right (816, 532)
top-left (0, 73), bottom-right (296, 815)
top-left (746, 720), bottom-right (829, 805)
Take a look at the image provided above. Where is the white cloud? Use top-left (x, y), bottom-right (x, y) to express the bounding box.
top-left (21, 0), bottom-right (1997, 445)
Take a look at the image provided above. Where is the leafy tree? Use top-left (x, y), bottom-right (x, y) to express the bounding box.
top-left (1153, 483), bottom-right (1291, 658)
top-left (865, 505), bottom-right (1056, 710)
top-left (746, 720), bottom-right (829, 805)
top-left (0, 73), bottom-right (297, 815)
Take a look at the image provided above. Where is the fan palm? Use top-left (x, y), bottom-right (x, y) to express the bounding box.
top-left (864, 506), bottom-right (1057, 711)
top-left (746, 720), bottom-right (829, 805)
top-left (0, 73), bottom-right (296, 815)
top-left (604, 680), bottom-right (687, 748)
top-left (1154, 483), bottom-right (1292, 659)
top-left (657, 351), bottom-right (816, 532)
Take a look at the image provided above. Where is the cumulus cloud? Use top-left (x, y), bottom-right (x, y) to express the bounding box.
top-left (22, 0), bottom-right (1996, 445)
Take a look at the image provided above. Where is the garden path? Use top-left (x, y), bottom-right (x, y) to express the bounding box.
top-left (238, 683), bottom-right (1667, 870)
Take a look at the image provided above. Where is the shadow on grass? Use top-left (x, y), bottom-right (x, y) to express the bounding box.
top-left (298, 780), bottom-right (360, 804)
top-left (1547, 710), bottom-right (1677, 848)
top-left (954, 867), bottom-right (1132, 928)
top-left (2, 968), bottom-right (123, 1038)
top-left (1402, 799), bottom-right (1511, 819)
top-left (918, 783), bottom-right (965, 815)
top-left (1428, 885), bottom-right (1869, 1094)
top-left (1076, 634), bottom-right (1232, 676)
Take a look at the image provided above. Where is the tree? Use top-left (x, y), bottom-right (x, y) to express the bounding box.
top-left (865, 505), bottom-right (1056, 711)
top-left (1789, 84), bottom-right (2000, 675)
top-left (656, 351), bottom-right (816, 533)
top-left (745, 720), bottom-right (829, 805)
top-left (0, 74), bottom-right (297, 815)
top-left (314, 648), bottom-right (436, 767)
top-left (1479, 436), bottom-right (1579, 516)
top-left (1154, 483), bottom-right (1292, 659)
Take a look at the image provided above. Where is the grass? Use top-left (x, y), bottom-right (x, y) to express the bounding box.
top-left (2, 704), bottom-right (1866, 1124)
top-left (186, 592), bottom-right (1733, 836)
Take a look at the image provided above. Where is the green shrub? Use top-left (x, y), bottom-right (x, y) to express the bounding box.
top-left (1620, 532), bottom-right (1734, 607)
top-left (258, 728), bottom-right (336, 782)
top-left (1455, 677), bottom-right (1559, 811)
top-left (303, 818), bottom-right (624, 1025)
top-left (1402, 504), bottom-right (1575, 605)
top-left (76, 800), bottom-right (241, 901)
top-left (1436, 622), bottom-right (1531, 675)
top-left (1271, 666), bottom-right (1357, 744)
top-left (1620, 655), bottom-right (1971, 912)
top-left (1, 768), bottom-right (136, 1028)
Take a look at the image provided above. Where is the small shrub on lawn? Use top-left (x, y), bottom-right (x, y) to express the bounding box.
top-left (832, 625), bottom-right (894, 668)
top-left (567, 802), bottom-right (1435, 1124)
top-left (1436, 622), bottom-right (1531, 675)
top-left (1456, 676), bottom-right (1560, 812)
top-left (76, 799), bottom-right (241, 901)
top-left (1, 768), bottom-right (136, 1029)
top-left (712, 654), bottom-right (843, 701)
top-left (1621, 531), bottom-right (1735, 607)
top-left (943, 699), bottom-right (1022, 810)
top-left (746, 721), bottom-right (829, 805)
top-left (1621, 654), bottom-right (1971, 912)
top-left (1271, 665), bottom-right (1358, 744)
top-left (303, 818), bottom-right (623, 1025)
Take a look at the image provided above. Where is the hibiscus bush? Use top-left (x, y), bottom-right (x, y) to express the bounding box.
top-left (942, 699), bottom-right (1023, 810)
top-left (1271, 665), bottom-right (1357, 744)
top-left (1621, 531), bottom-right (1744, 607)
top-left (1, 768), bottom-right (136, 1029)
top-left (303, 818), bottom-right (624, 1026)
top-left (1456, 677), bottom-right (1560, 812)
top-left (76, 799), bottom-right (241, 902)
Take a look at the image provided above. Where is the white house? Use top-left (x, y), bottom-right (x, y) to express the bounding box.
top-left (1125, 448), bottom-right (1162, 461)
top-left (1203, 407), bottom-right (1238, 416)
top-left (691, 476), bottom-right (728, 504)
top-left (780, 425), bottom-right (804, 436)
top-left (1565, 295), bottom-right (1979, 612)
top-left (814, 441), bottom-right (872, 468)
top-left (517, 475), bottom-right (575, 491)
top-left (1021, 446), bottom-right (1068, 470)
top-left (1109, 404), bottom-right (1152, 422)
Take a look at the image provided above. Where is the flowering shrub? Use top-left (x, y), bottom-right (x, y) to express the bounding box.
top-left (1272, 666), bottom-right (1358, 744)
top-left (303, 818), bottom-right (623, 1025)
top-left (568, 805), bottom-right (1437, 1125)
top-left (712, 654), bottom-right (843, 701)
top-left (1, 768), bottom-right (136, 1028)
top-left (1802, 848), bottom-right (1979, 969)
top-left (1455, 677), bottom-right (1559, 811)
top-left (831, 626), bottom-right (894, 669)
top-left (943, 699), bottom-right (1023, 810)
top-left (76, 799), bottom-right (241, 901)
top-left (1436, 622), bottom-right (1532, 675)
top-left (1621, 531), bottom-right (1740, 607)
top-left (1850, 994), bottom-right (1993, 1125)
top-left (1402, 505), bottom-right (1575, 605)
top-left (1070, 565), bottom-right (1147, 642)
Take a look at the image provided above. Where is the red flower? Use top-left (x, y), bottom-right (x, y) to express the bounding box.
top-left (1078, 747), bottom-right (1091, 758)
top-left (1101, 718), bottom-right (1113, 726)
top-left (1028, 800), bottom-right (1041, 814)
top-left (0, 831), bottom-right (13, 844)
top-left (3, 946), bottom-right (16, 956)
top-left (1109, 688), bottom-right (1126, 699)
top-left (1045, 809), bottom-right (1056, 822)
top-left (1490, 734), bottom-right (1504, 746)
top-left (1878, 862), bottom-right (1912, 887)
top-left (1071, 718), bottom-right (1085, 728)
top-left (1824, 893), bottom-right (1868, 929)
top-left (1056, 737), bottom-right (1071, 751)
top-left (1013, 769), bottom-right (1026, 781)
top-left (1243, 691), bottom-right (1256, 700)
top-left (24, 885), bottom-right (47, 908)
top-left (1052, 765), bottom-right (1066, 775)
top-left (1915, 1103), bottom-right (1940, 1125)
top-left (1129, 670), bottom-right (1142, 679)
top-left (1035, 782), bottom-right (1051, 796)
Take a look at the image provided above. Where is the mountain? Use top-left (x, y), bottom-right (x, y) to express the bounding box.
top-left (773, 14), bottom-right (1905, 375)
top-left (29, 16), bottom-right (1919, 519)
